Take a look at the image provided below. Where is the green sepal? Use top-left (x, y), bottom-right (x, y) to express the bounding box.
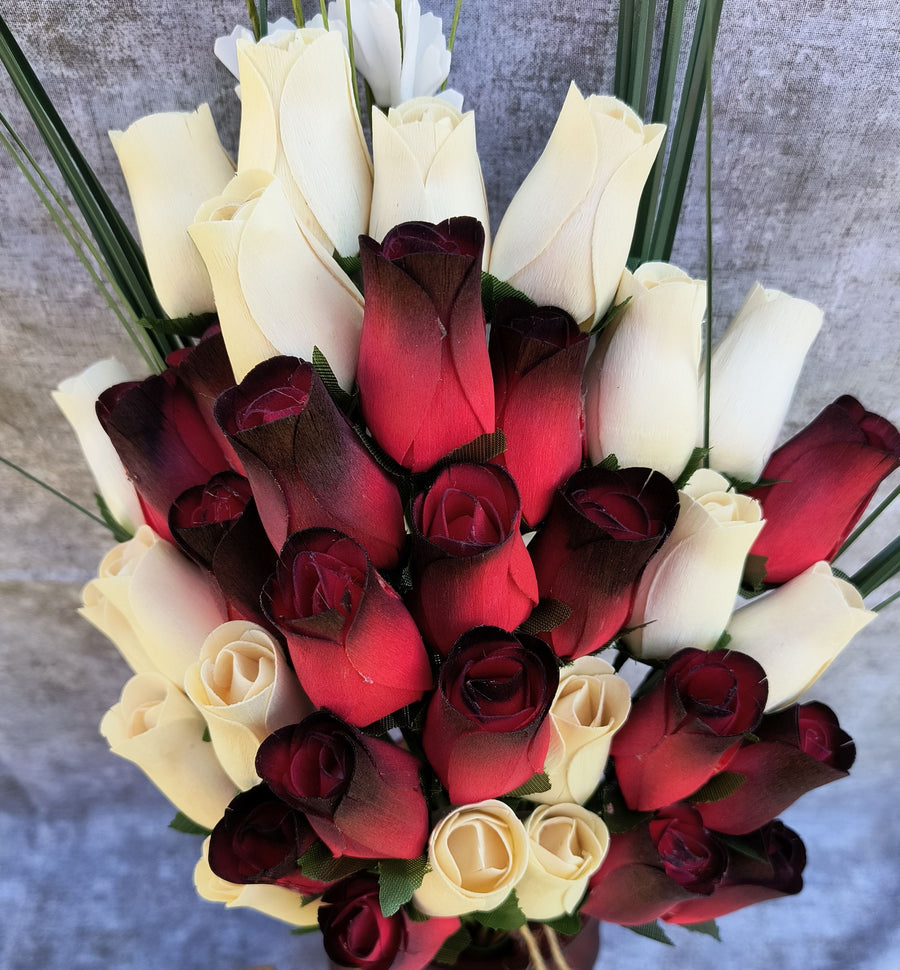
top-left (597, 453), bottom-right (620, 471)
top-left (405, 903), bottom-right (431, 922)
top-left (588, 295), bottom-right (631, 336)
top-left (312, 346), bottom-right (357, 415)
top-left (675, 446), bottom-right (711, 488)
top-left (625, 921), bottom-right (675, 945)
top-left (516, 598), bottom-right (572, 636)
top-left (688, 771), bottom-right (745, 804)
top-left (168, 811), bottom-right (212, 836)
top-left (597, 781), bottom-right (654, 834)
top-left (481, 272), bottom-right (536, 319)
top-left (201, 725), bottom-right (212, 743)
top-left (504, 771), bottom-right (551, 798)
top-left (333, 251), bottom-right (362, 287)
top-left (298, 842), bottom-right (370, 883)
top-left (710, 630), bottom-right (732, 651)
top-left (680, 919), bottom-right (721, 941)
top-left (722, 474), bottom-right (784, 493)
top-left (440, 429), bottom-right (507, 467)
top-left (290, 924), bottom-right (320, 936)
top-left (539, 911), bottom-right (583, 937)
top-left (432, 925), bottom-right (473, 965)
top-left (94, 493), bottom-right (133, 542)
top-left (739, 554), bottom-right (769, 597)
top-left (471, 890), bottom-right (527, 930)
top-left (378, 856), bottom-right (431, 917)
top-left (138, 311), bottom-right (217, 339)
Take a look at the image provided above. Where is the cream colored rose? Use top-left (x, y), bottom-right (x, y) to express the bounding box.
top-left (726, 561), bottom-right (876, 711)
top-left (527, 657), bottom-right (630, 806)
top-left (184, 621), bottom-right (311, 791)
top-left (515, 804), bottom-right (610, 920)
top-left (369, 98), bottom-right (490, 263)
top-left (100, 673), bottom-right (236, 829)
top-left (236, 28), bottom-right (372, 257)
top-left (190, 170), bottom-right (364, 386)
top-left (109, 106), bottom-right (234, 317)
top-left (413, 800), bottom-right (528, 917)
top-left (490, 84), bottom-right (664, 327)
top-left (705, 283), bottom-right (823, 480)
top-left (584, 263), bottom-right (705, 479)
top-left (194, 837), bottom-right (320, 926)
top-left (624, 469), bottom-right (765, 660)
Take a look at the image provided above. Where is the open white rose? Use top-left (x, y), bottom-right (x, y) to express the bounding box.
top-left (726, 561), bottom-right (876, 711)
top-left (413, 800), bottom-right (529, 917)
top-left (624, 469), bottom-right (765, 660)
top-left (80, 525), bottom-right (226, 683)
top-left (705, 283), bottom-right (823, 480)
top-left (190, 170), bottom-right (364, 386)
top-left (515, 804), bottom-right (610, 920)
top-left (584, 263), bottom-right (705, 478)
top-left (527, 657), bottom-right (631, 806)
top-left (100, 673), bottom-right (236, 829)
top-left (109, 106), bottom-right (234, 317)
top-left (184, 621), bottom-right (311, 791)
top-left (490, 84), bottom-right (664, 327)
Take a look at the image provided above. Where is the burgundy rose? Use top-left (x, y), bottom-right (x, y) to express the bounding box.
top-left (612, 648), bottom-right (767, 811)
top-left (169, 471), bottom-right (254, 570)
top-left (422, 627), bottom-right (559, 804)
top-left (489, 298), bottom-right (589, 526)
top-left (527, 466), bottom-right (679, 660)
top-left (649, 803), bottom-right (727, 895)
top-left (215, 356), bottom-right (405, 571)
top-left (410, 463), bottom-right (538, 656)
top-left (256, 711), bottom-right (429, 860)
top-left (357, 219), bottom-right (494, 472)
top-left (695, 702), bottom-right (855, 834)
top-left (263, 529), bottom-right (432, 727)
top-left (748, 395), bottom-right (900, 584)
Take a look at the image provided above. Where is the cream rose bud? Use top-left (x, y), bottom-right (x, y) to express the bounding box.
top-left (100, 673), bottom-right (236, 829)
top-left (413, 801), bottom-right (529, 917)
top-left (726, 561), bottom-right (876, 711)
top-left (528, 657), bottom-right (630, 806)
top-left (369, 99), bottom-right (490, 262)
top-left (109, 106), bottom-right (234, 317)
top-left (80, 525), bottom-right (226, 683)
top-left (194, 837), bottom-right (320, 926)
top-left (184, 621), bottom-right (311, 791)
top-left (705, 283), bottom-right (823, 480)
top-left (584, 263), bottom-right (705, 479)
top-left (52, 358), bottom-right (144, 534)
top-left (236, 28), bottom-right (372, 257)
top-left (515, 804), bottom-right (610, 920)
top-left (190, 170), bottom-right (364, 386)
top-left (624, 469), bottom-right (765, 661)
top-left (490, 84), bottom-right (664, 327)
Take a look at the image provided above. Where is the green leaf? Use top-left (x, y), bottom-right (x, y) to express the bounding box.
top-left (440, 430), bottom-right (507, 466)
top-left (201, 725), bottom-right (212, 743)
top-left (481, 272), bottom-right (536, 318)
top-left (298, 842), bottom-right (370, 884)
top-left (540, 911), bottom-right (583, 937)
top-left (378, 856), bottom-right (431, 917)
top-left (716, 832), bottom-right (769, 864)
top-left (290, 924), bottom-right (320, 936)
top-left (722, 474), bottom-right (784, 493)
top-left (94, 493), bottom-right (133, 542)
top-left (168, 812), bottom-right (212, 836)
top-left (597, 453), bottom-right (620, 471)
top-left (675, 447), bottom-right (711, 488)
top-left (405, 903), bottom-right (431, 922)
top-left (680, 919), bottom-right (721, 941)
top-left (472, 890), bottom-right (527, 931)
top-left (626, 921), bottom-right (674, 945)
top-left (516, 598), bottom-right (572, 636)
top-left (138, 311), bottom-right (217, 339)
top-left (689, 771), bottom-right (745, 804)
top-left (589, 296), bottom-right (631, 336)
top-left (432, 925), bottom-right (472, 965)
top-left (504, 772), bottom-right (551, 798)
top-left (711, 630), bottom-right (731, 651)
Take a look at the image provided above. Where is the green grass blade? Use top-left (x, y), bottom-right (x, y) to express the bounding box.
top-left (629, 0), bottom-right (657, 118)
top-left (851, 535), bottom-right (900, 597)
top-left (701, 8), bottom-right (714, 463)
top-left (447, 0), bottom-right (463, 53)
top-left (873, 589), bottom-right (900, 613)
top-left (244, 0), bottom-right (262, 40)
top-left (836, 481), bottom-right (900, 558)
top-left (292, 0), bottom-right (305, 27)
top-left (615, 0), bottom-right (635, 103)
top-left (344, 0), bottom-right (362, 119)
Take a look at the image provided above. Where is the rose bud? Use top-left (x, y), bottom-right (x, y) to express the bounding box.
top-left (356, 218), bottom-right (494, 472)
top-left (747, 395), bottom-right (900, 585)
top-left (612, 647), bottom-right (767, 811)
top-left (409, 463), bottom-right (538, 656)
top-left (263, 529), bottom-right (432, 727)
top-left (319, 874), bottom-right (460, 970)
top-left (528, 466), bottom-right (679, 660)
top-left (422, 627), bottom-right (559, 804)
top-left (208, 784), bottom-right (329, 895)
top-left (488, 299), bottom-right (590, 526)
top-left (695, 702), bottom-right (855, 835)
top-left (256, 711), bottom-right (429, 860)
top-left (169, 472), bottom-right (254, 571)
top-left (215, 356), bottom-right (405, 570)
top-left (650, 803), bottom-right (727, 895)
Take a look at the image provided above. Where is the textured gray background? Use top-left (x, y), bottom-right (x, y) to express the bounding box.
top-left (0, 1), bottom-right (898, 968)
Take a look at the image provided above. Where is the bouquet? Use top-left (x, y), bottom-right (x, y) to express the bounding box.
top-left (1, 1), bottom-right (898, 968)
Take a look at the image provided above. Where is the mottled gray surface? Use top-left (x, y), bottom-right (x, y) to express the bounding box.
top-left (0, 1), bottom-right (897, 968)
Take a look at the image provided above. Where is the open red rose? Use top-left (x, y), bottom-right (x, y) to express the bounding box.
top-left (357, 218), bottom-right (494, 472)
top-left (748, 395), bottom-right (900, 584)
top-left (422, 627), bottom-right (559, 804)
top-left (649, 803), bottom-right (727, 895)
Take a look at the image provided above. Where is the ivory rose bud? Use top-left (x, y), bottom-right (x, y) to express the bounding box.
top-left (515, 804), bottom-right (610, 920)
top-left (109, 106), bottom-right (234, 317)
top-left (413, 800), bottom-right (529, 917)
top-left (490, 84), bottom-right (665, 327)
top-left (725, 561), bottom-right (876, 711)
top-left (624, 469), bottom-right (764, 660)
top-left (705, 283), bottom-right (823, 480)
top-left (100, 672), bottom-right (236, 829)
top-left (214, 19), bottom-right (298, 79)
top-left (584, 263), bottom-right (706, 479)
top-left (526, 657), bottom-right (631, 806)
top-left (184, 621), bottom-right (311, 791)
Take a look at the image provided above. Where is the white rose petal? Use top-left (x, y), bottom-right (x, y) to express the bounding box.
top-left (214, 19), bottom-right (299, 79)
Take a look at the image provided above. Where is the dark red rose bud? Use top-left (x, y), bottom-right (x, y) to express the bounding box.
top-left (207, 784), bottom-right (328, 895)
top-left (169, 472), bottom-right (254, 570)
top-left (256, 712), bottom-right (429, 860)
top-left (489, 299), bottom-right (589, 526)
top-left (748, 395), bottom-right (900, 584)
top-left (263, 529), bottom-right (432, 727)
top-left (649, 804), bottom-right (727, 895)
top-left (357, 218), bottom-right (494, 472)
top-left (319, 874), bottom-right (460, 970)
top-left (410, 463), bottom-right (538, 656)
top-left (422, 627), bottom-right (559, 804)
top-left (215, 356), bottom-right (405, 571)
top-left (613, 648), bottom-right (767, 811)
top-left (527, 466), bottom-right (679, 660)
top-left (695, 702), bottom-right (855, 834)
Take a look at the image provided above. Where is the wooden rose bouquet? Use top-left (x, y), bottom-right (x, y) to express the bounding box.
top-left (2, 1), bottom-right (898, 968)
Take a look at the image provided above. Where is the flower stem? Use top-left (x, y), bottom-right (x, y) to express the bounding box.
top-left (344, 0), bottom-right (362, 119)
top-left (292, 0), bottom-right (305, 26)
top-left (701, 7), bottom-right (714, 466)
top-left (447, 0), bottom-right (462, 53)
top-left (851, 535), bottom-right (900, 597)
top-left (244, 0), bottom-right (262, 41)
top-left (873, 588), bottom-right (900, 613)
top-left (320, 0), bottom-right (329, 28)
top-left (836, 481), bottom-right (900, 559)
top-left (0, 455), bottom-right (111, 532)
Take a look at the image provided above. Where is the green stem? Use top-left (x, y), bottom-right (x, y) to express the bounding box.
top-left (615, 0), bottom-right (634, 104)
top-left (258, 0), bottom-right (268, 37)
top-left (344, 0), bottom-right (361, 120)
top-left (292, 0), bottom-right (305, 27)
top-left (702, 2), bottom-right (714, 465)
top-left (851, 535), bottom-right (900, 597)
top-left (0, 455), bottom-right (112, 532)
top-left (873, 588), bottom-right (900, 613)
top-left (447, 0), bottom-right (462, 53)
top-left (836, 481), bottom-right (900, 559)
top-left (244, 0), bottom-right (262, 40)
top-left (320, 0), bottom-right (329, 28)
